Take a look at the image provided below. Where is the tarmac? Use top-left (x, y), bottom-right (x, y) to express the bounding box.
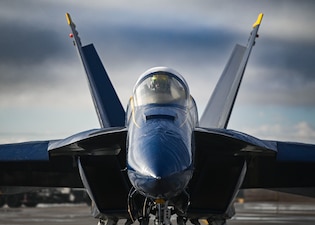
top-left (0, 202), bottom-right (315, 225)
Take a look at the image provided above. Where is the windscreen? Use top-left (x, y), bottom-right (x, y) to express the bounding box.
top-left (134, 72), bottom-right (188, 107)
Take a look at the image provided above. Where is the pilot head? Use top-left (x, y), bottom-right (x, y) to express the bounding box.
top-left (149, 74), bottom-right (170, 93)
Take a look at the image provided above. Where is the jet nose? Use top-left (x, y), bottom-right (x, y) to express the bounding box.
top-left (129, 128), bottom-right (191, 178)
top-left (127, 127), bottom-right (193, 198)
top-left (128, 169), bottom-right (193, 199)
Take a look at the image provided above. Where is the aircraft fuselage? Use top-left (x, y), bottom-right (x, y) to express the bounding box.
top-left (126, 67), bottom-right (198, 199)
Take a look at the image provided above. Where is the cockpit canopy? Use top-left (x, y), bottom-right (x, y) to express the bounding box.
top-left (133, 67), bottom-right (189, 107)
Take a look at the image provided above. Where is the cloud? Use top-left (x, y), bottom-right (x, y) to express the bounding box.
top-left (242, 121), bottom-right (315, 144)
top-left (0, 21), bottom-right (67, 65)
top-left (237, 66), bottom-right (315, 107)
top-left (1, 0), bottom-right (315, 144)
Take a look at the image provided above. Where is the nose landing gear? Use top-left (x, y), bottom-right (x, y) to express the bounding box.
top-left (127, 188), bottom-right (191, 225)
top-left (154, 199), bottom-right (172, 225)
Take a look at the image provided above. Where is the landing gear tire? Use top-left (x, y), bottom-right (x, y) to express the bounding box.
top-left (190, 218), bottom-right (200, 225)
top-left (139, 217), bottom-right (150, 225)
top-left (207, 219), bottom-right (226, 225)
top-left (177, 216), bottom-right (187, 225)
top-left (97, 218), bottom-right (118, 225)
top-left (124, 218), bottom-right (133, 225)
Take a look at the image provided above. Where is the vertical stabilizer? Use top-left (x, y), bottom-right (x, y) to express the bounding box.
top-left (199, 13), bottom-right (263, 129)
top-left (66, 13), bottom-right (125, 128)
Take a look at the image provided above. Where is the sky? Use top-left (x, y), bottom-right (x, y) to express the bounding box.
top-left (1, 0), bottom-right (315, 144)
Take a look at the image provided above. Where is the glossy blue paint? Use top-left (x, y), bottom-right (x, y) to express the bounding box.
top-left (277, 142), bottom-right (315, 162)
top-left (128, 118), bottom-right (191, 178)
top-left (126, 68), bottom-right (198, 199)
top-left (4, 14), bottom-right (315, 224)
top-left (0, 141), bottom-right (50, 161)
top-left (81, 44), bottom-right (125, 128)
top-left (128, 169), bottom-right (193, 199)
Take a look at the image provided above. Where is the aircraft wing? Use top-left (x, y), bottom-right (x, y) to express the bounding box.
top-left (188, 13), bottom-right (315, 216)
top-left (242, 141), bottom-right (315, 189)
top-left (48, 127), bottom-right (127, 156)
top-left (189, 128), bottom-right (315, 216)
top-left (194, 127), bottom-right (277, 156)
top-left (0, 127), bottom-right (129, 205)
top-left (49, 127), bottom-right (129, 216)
top-left (0, 140), bottom-right (83, 189)
top-left (199, 14), bottom-right (263, 129)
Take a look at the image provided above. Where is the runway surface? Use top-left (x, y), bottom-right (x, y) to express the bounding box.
top-left (0, 202), bottom-right (315, 225)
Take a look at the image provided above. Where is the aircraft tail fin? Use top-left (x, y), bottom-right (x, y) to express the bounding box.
top-left (199, 13), bottom-right (263, 129)
top-left (66, 13), bottom-right (125, 128)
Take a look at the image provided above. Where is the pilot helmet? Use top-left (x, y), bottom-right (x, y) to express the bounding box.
top-left (149, 74), bottom-right (170, 92)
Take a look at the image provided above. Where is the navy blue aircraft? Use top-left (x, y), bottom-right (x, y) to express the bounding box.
top-left (1, 13), bottom-right (315, 225)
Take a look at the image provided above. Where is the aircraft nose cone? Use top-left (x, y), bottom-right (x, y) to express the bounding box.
top-left (128, 129), bottom-right (191, 178)
top-left (128, 169), bottom-right (193, 199)
top-left (127, 126), bottom-right (193, 198)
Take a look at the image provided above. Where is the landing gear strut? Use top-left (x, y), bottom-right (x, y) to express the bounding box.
top-left (127, 189), bottom-right (191, 225)
top-left (154, 200), bottom-right (172, 225)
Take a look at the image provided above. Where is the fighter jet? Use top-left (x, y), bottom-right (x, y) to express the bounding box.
top-left (1, 13), bottom-right (315, 225)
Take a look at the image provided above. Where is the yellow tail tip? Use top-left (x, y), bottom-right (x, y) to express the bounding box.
top-left (253, 13), bottom-right (264, 28)
top-left (65, 13), bottom-right (72, 25)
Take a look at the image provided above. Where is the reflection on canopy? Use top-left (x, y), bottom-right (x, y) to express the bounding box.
top-left (134, 72), bottom-right (188, 107)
